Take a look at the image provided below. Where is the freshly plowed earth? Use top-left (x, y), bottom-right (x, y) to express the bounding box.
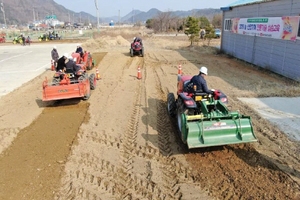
top-left (0, 32), bottom-right (300, 200)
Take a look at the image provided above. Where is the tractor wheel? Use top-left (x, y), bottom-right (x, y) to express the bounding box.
top-left (167, 93), bottom-right (176, 117)
top-left (89, 73), bottom-right (96, 90)
top-left (177, 98), bottom-right (188, 144)
top-left (130, 49), bottom-right (133, 57)
top-left (83, 79), bottom-right (91, 100)
top-left (52, 78), bottom-right (60, 86)
top-left (87, 55), bottom-right (93, 70)
top-left (141, 47), bottom-right (144, 57)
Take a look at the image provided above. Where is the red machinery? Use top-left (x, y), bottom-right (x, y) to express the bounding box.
top-left (42, 70), bottom-right (97, 101)
top-left (72, 51), bottom-right (94, 70)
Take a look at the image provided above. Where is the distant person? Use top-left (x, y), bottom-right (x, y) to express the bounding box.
top-left (133, 37), bottom-right (142, 45)
top-left (75, 44), bottom-right (83, 57)
top-left (26, 36), bottom-right (31, 46)
top-left (200, 29), bottom-right (206, 40)
top-left (51, 46), bottom-right (59, 69)
top-left (21, 35), bottom-right (25, 46)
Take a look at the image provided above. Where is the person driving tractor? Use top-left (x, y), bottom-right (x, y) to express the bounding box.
top-left (56, 53), bottom-right (68, 72)
top-left (133, 37), bottom-right (143, 45)
top-left (65, 56), bottom-right (81, 74)
top-left (188, 66), bottom-right (214, 94)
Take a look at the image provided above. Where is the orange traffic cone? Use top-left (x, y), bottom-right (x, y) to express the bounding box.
top-left (178, 64), bottom-right (182, 75)
top-left (137, 66), bottom-right (142, 79)
top-left (51, 60), bottom-right (55, 71)
top-left (96, 68), bottom-right (100, 80)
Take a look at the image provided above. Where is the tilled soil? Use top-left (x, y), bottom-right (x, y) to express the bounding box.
top-left (0, 34), bottom-right (299, 200)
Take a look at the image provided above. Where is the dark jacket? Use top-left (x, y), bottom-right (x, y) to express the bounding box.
top-left (134, 37), bottom-right (142, 45)
top-left (51, 49), bottom-right (59, 61)
top-left (75, 46), bottom-right (83, 54)
top-left (56, 56), bottom-right (66, 71)
top-left (189, 74), bottom-right (212, 94)
top-left (65, 59), bottom-right (80, 73)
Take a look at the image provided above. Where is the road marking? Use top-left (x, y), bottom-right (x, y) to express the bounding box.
top-left (0, 62), bottom-right (49, 74)
top-left (0, 51), bottom-right (33, 63)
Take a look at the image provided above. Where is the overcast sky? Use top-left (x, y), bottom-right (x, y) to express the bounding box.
top-left (53, 0), bottom-right (236, 17)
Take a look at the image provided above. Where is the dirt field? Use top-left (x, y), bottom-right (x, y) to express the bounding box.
top-left (0, 28), bottom-right (300, 200)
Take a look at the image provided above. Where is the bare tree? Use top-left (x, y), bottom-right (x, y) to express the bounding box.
top-left (211, 14), bottom-right (222, 28)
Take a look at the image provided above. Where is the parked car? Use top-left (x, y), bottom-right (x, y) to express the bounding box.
top-left (214, 29), bottom-right (221, 38)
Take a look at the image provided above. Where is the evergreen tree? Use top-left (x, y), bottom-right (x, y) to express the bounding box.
top-left (184, 16), bottom-right (200, 46)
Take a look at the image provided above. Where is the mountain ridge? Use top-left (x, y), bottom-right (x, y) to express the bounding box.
top-left (0, 0), bottom-right (221, 26)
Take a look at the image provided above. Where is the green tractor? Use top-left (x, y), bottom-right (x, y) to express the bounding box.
top-left (167, 75), bottom-right (257, 149)
top-left (12, 36), bottom-right (23, 44)
top-left (38, 34), bottom-right (49, 41)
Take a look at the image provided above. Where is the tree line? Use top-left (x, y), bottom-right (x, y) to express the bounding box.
top-left (145, 12), bottom-right (222, 46)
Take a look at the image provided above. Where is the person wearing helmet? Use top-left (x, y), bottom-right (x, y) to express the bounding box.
top-left (188, 66), bottom-right (213, 94)
top-left (133, 36), bottom-right (142, 45)
top-left (51, 46), bottom-right (59, 70)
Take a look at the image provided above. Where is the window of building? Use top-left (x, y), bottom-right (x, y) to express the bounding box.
top-left (224, 19), bottom-right (232, 31)
top-left (298, 16), bottom-right (300, 38)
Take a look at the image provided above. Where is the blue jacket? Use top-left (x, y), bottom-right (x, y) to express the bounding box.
top-left (75, 47), bottom-right (83, 54)
top-left (190, 74), bottom-right (212, 94)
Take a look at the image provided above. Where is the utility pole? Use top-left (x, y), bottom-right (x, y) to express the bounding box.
top-left (33, 7), bottom-right (35, 21)
top-left (118, 10), bottom-right (120, 26)
top-left (1, 2), bottom-right (7, 28)
top-left (94, 0), bottom-right (99, 32)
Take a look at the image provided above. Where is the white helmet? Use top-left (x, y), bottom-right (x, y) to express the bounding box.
top-left (133, 37), bottom-right (136, 40)
top-left (53, 46), bottom-right (57, 49)
top-left (199, 66), bottom-right (208, 75)
top-left (77, 43), bottom-right (81, 47)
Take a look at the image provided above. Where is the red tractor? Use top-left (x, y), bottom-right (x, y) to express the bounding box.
top-left (42, 69), bottom-right (97, 101)
top-left (0, 33), bottom-right (5, 43)
top-left (130, 39), bottom-right (144, 57)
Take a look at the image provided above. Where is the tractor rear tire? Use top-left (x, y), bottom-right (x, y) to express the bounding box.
top-left (52, 78), bottom-right (60, 86)
top-left (89, 73), bottom-right (96, 90)
top-left (130, 49), bottom-right (133, 57)
top-left (141, 47), bottom-right (144, 57)
top-left (83, 79), bottom-right (91, 100)
top-left (87, 55), bottom-right (93, 70)
top-left (167, 93), bottom-right (176, 117)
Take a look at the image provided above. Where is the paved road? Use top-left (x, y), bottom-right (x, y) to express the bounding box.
top-left (0, 43), bottom-right (77, 97)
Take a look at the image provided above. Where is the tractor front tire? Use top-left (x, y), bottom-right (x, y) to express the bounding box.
top-left (177, 98), bottom-right (187, 144)
top-left (167, 93), bottom-right (176, 117)
top-left (83, 79), bottom-right (91, 100)
top-left (89, 73), bottom-right (96, 90)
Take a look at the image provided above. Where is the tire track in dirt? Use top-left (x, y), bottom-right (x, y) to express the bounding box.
top-left (115, 59), bottom-right (144, 198)
top-left (151, 62), bottom-right (184, 199)
top-left (55, 55), bottom-right (143, 200)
